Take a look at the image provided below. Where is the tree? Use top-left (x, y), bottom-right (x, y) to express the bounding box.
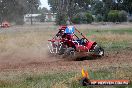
top-left (48, 0), bottom-right (131, 24)
top-left (20, 0), bottom-right (40, 25)
top-left (48, 0), bottom-right (91, 25)
top-left (108, 10), bottom-right (127, 22)
top-left (0, 0), bottom-right (40, 24)
top-left (122, 0), bottom-right (132, 14)
top-left (92, 0), bottom-right (104, 15)
top-left (38, 7), bottom-right (49, 14)
top-left (37, 7), bottom-right (49, 22)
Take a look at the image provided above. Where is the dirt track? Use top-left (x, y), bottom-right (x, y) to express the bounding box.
top-left (0, 50), bottom-right (132, 73)
top-left (0, 23), bottom-right (132, 73)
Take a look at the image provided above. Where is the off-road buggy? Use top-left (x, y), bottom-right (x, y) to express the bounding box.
top-left (0, 21), bottom-right (10, 28)
top-left (48, 26), bottom-right (104, 59)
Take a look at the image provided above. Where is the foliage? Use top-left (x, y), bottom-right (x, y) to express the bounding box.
top-left (0, 0), bottom-right (40, 24)
top-left (123, 0), bottom-right (132, 14)
top-left (56, 13), bottom-right (67, 25)
top-left (48, 0), bottom-right (132, 24)
top-left (38, 7), bottom-right (49, 14)
top-left (85, 12), bottom-right (94, 23)
top-left (0, 0), bottom-right (131, 24)
top-left (71, 12), bottom-right (93, 24)
top-left (92, 0), bottom-right (104, 16)
top-left (108, 10), bottom-right (127, 22)
top-left (108, 10), bottom-right (119, 22)
top-left (37, 7), bottom-right (50, 22)
top-left (95, 14), bottom-right (103, 22)
top-left (72, 17), bottom-right (81, 24)
top-left (48, 0), bottom-right (92, 25)
top-left (118, 10), bottom-right (128, 22)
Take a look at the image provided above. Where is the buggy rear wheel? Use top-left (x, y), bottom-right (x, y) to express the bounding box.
top-left (63, 47), bottom-right (76, 60)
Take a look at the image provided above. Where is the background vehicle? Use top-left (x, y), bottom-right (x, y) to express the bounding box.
top-left (1, 21), bottom-right (10, 28)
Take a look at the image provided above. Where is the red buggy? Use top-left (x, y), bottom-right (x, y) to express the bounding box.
top-left (48, 26), bottom-right (104, 59)
top-left (1, 21), bottom-right (10, 28)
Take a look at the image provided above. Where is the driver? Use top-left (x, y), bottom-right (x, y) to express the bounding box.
top-left (76, 38), bottom-right (87, 45)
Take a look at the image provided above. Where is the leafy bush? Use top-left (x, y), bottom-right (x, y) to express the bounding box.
top-left (96, 14), bottom-right (103, 22)
top-left (72, 12), bottom-right (93, 24)
top-left (56, 12), bottom-right (94, 25)
top-left (71, 13), bottom-right (86, 24)
top-left (108, 10), bottom-right (119, 22)
top-left (72, 17), bottom-right (80, 24)
top-left (56, 14), bottom-right (67, 25)
top-left (85, 12), bottom-right (94, 23)
top-left (118, 10), bottom-right (127, 22)
top-left (108, 10), bottom-right (127, 22)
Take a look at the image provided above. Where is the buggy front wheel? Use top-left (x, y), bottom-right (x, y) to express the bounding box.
top-left (94, 45), bottom-right (104, 57)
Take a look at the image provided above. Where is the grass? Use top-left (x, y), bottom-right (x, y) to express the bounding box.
top-left (86, 28), bottom-right (132, 51)
top-left (0, 68), bottom-right (132, 88)
top-left (101, 28), bottom-right (132, 34)
top-left (0, 72), bottom-right (76, 88)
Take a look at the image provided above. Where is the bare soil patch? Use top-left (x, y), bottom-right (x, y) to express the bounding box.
top-left (0, 50), bottom-right (132, 73)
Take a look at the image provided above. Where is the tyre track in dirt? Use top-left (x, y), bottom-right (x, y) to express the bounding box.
top-left (0, 50), bottom-right (132, 73)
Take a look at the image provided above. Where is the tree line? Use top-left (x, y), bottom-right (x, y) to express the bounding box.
top-left (48, 0), bottom-right (132, 25)
top-left (0, 0), bottom-right (131, 25)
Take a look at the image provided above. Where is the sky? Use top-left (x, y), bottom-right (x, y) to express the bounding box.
top-left (40, 0), bottom-right (50, 10)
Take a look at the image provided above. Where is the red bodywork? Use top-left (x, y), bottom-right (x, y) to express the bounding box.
top-left (76, 41), bottom-right (96, 52)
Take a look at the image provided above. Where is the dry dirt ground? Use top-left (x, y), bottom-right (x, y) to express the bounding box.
top-left (0, 22), bottom-right (132, 73)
